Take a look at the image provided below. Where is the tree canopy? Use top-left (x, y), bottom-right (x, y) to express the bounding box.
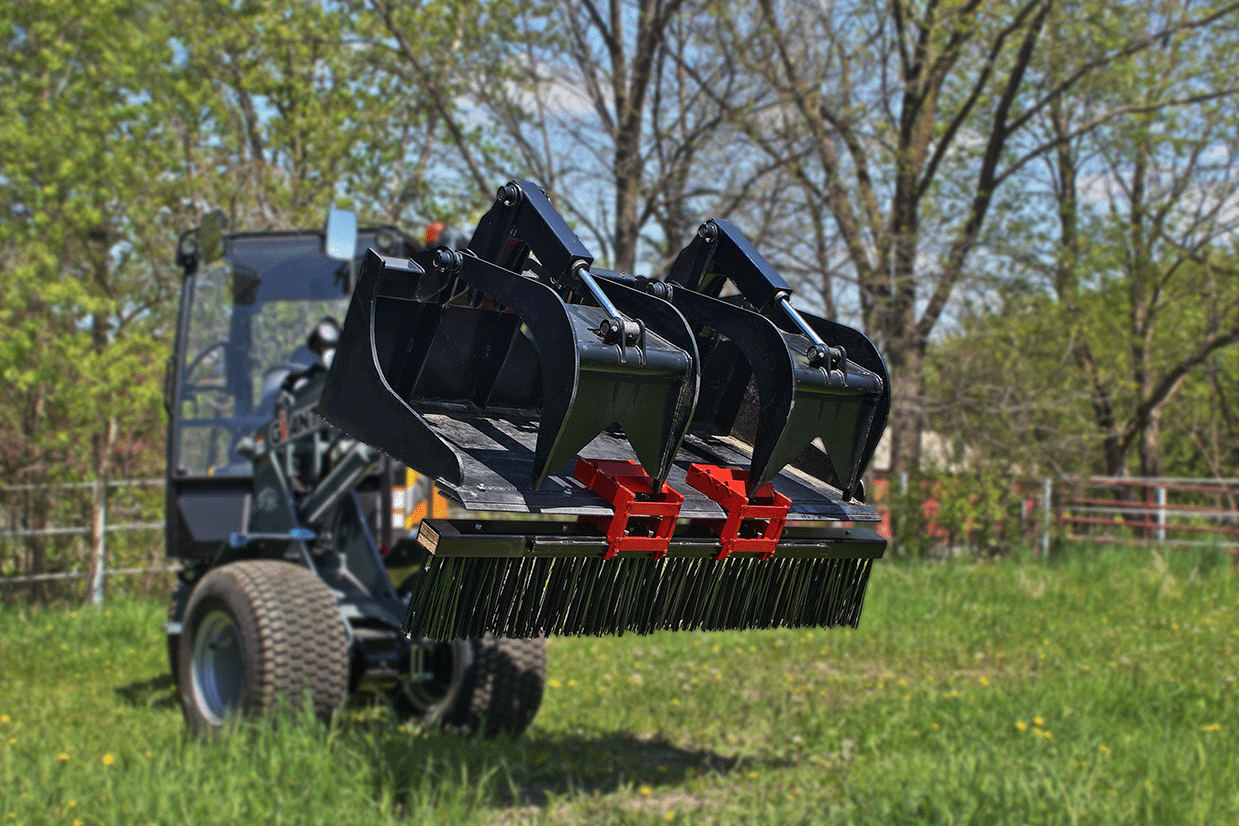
top-left (2, 0), bottom-right (1237, 504)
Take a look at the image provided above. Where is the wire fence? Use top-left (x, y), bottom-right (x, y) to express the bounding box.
top-left (3, 474), bottom-right (1237, 605)
top-left (0, 479), bottom-right (174, 605)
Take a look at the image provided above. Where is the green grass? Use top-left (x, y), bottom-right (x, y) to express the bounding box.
top-left (2, 546), bottom-right (1237, 824)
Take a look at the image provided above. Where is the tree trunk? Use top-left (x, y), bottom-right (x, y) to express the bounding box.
top-left (884, 325), bottom-right (925, 475)
top-left (27, 498), bottom-right (49, 605)
top-left (87, 414), bottom-right (117, 605)
top-left (614, 137), bottom-right (641, 272)
top-left (1138, 408), bottom-right (1162, 479)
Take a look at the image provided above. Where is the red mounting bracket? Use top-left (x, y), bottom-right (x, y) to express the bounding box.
top-left (574, 458), bottom-right (684, 559)
top-left (685, 464), bottom-right (792, 560)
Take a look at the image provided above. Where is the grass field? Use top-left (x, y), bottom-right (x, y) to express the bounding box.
top-left (1, 546), bottom-right (1236, 825)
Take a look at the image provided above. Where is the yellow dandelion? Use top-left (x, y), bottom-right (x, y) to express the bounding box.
top-left (101, 753), bottom-right (115, 766)
top-left (1015, 720), bottom-right (1027, 731)
top-left (1202, 723), bottom-right (1221, 733)
top-left (74, 820), bottom-right (84, 826)
top-left (1099, 745), bottom-right (1111, 755)
top-left (638, 784), bottom-right (653, 795)
top-left (978, 676), bottom-right (990, 686)
top-left (547, 679), bottom-right (562, 689)
top-left (68, 800), bottom-right (76, 809)
top-left (0, 714), bottom-right (9, 724)
top-left (144, 750), bottom-right (153, 758)
top-left (1033, 716), bottom-right (1044, 726)
top-left (58, 753), bottom-right (70, 763)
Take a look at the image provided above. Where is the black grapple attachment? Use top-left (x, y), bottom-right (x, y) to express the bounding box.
top-left (317, 181), bottom-right (889, 640)
top-left (653, 218), bottom-right (889, 501)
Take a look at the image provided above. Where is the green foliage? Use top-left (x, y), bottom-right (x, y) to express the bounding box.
top-left (0, 0), bottom-right (179, 482)
top-left (2, 549), bottom-right (1237, 823)
top-left (882, 470), bottom-right (1034, 558)
top-left (927, 246), bottom-right (1239, 479)
top-left (0, 0), bottom-right (522, 590)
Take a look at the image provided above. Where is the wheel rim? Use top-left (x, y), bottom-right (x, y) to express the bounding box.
top-left (402, 641), bottom-right (458, 715)
top-left (190, 608), bottom-right (245, 725)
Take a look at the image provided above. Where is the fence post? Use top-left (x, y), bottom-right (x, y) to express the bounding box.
top-left (1156, 484), bottom-right (1167, 543)
top-left (1041, 477), bottom-right (1051, 558)
top-left (90, 479), bottom-right (106, 606)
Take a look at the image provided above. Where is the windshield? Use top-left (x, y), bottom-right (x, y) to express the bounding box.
top-left (175, 237), bottom-right (351, 476)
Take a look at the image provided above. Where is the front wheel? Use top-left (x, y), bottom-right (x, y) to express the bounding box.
top-left (177, 560), bottom-right (349, 731)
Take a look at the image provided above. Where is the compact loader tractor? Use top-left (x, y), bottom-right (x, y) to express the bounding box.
top-left (163, 181), bottom-right (889, 736)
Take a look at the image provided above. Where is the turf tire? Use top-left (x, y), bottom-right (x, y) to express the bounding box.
top-left (440, 635), bottom-right (547, 738)
top-left (176, 560), bottom-right (349, 731)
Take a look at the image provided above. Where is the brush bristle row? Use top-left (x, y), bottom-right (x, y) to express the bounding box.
top-left (403, 555), bottom-right (873, 640)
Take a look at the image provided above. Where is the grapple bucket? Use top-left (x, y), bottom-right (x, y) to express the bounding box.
top-left (316, 186), bottom-right (699, 490)
top-left (659, 219), bottom-right (888, 501)
top-left (318, 181), bottom-right (890, 639)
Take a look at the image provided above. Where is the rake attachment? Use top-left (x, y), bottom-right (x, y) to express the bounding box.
top-left (318, 180), bottom-right (891, 639)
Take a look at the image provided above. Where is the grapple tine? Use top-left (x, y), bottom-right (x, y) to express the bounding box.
top-left (666, 287), bottom-right (799, 495)
top-left (316, 250), bottom-right (465, 484)
top-left (593, 279), bottom-right (700, 484)
top-left (665, 220), bottom-right (887, 500)
top-left (452, 254), bottom-right (697, 488)
top-left (793, 310), bottom-right (891, 498)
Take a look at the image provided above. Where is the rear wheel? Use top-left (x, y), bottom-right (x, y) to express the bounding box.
top-left (393, 635), bottom-right (546, 738)
top-left (176, 560), bottom-right (349, 731)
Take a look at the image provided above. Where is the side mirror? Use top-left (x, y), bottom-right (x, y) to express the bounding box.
top-left (325, 207), bottom-right (357, 262)
top-left (200, 209), bottom-right (226, 264)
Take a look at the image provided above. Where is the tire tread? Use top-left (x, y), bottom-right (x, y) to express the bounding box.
top-left (178, 560), bottom-right (348, 729)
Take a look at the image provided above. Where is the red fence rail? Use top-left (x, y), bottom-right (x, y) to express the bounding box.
top-left (868, 474), bottom-right (1239, 557)
top-left (1056, 476), bottom-right (1239, 553)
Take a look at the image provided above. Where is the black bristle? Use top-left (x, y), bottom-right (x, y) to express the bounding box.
top-left (402, 552), bottom-right (875, 640)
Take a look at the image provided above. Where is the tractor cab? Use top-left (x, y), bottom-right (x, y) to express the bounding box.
top-left (163, 210), bottom-right (420, 560)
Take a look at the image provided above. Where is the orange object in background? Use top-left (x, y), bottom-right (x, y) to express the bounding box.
top-left (392, 468), bottom-right (450, 530)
